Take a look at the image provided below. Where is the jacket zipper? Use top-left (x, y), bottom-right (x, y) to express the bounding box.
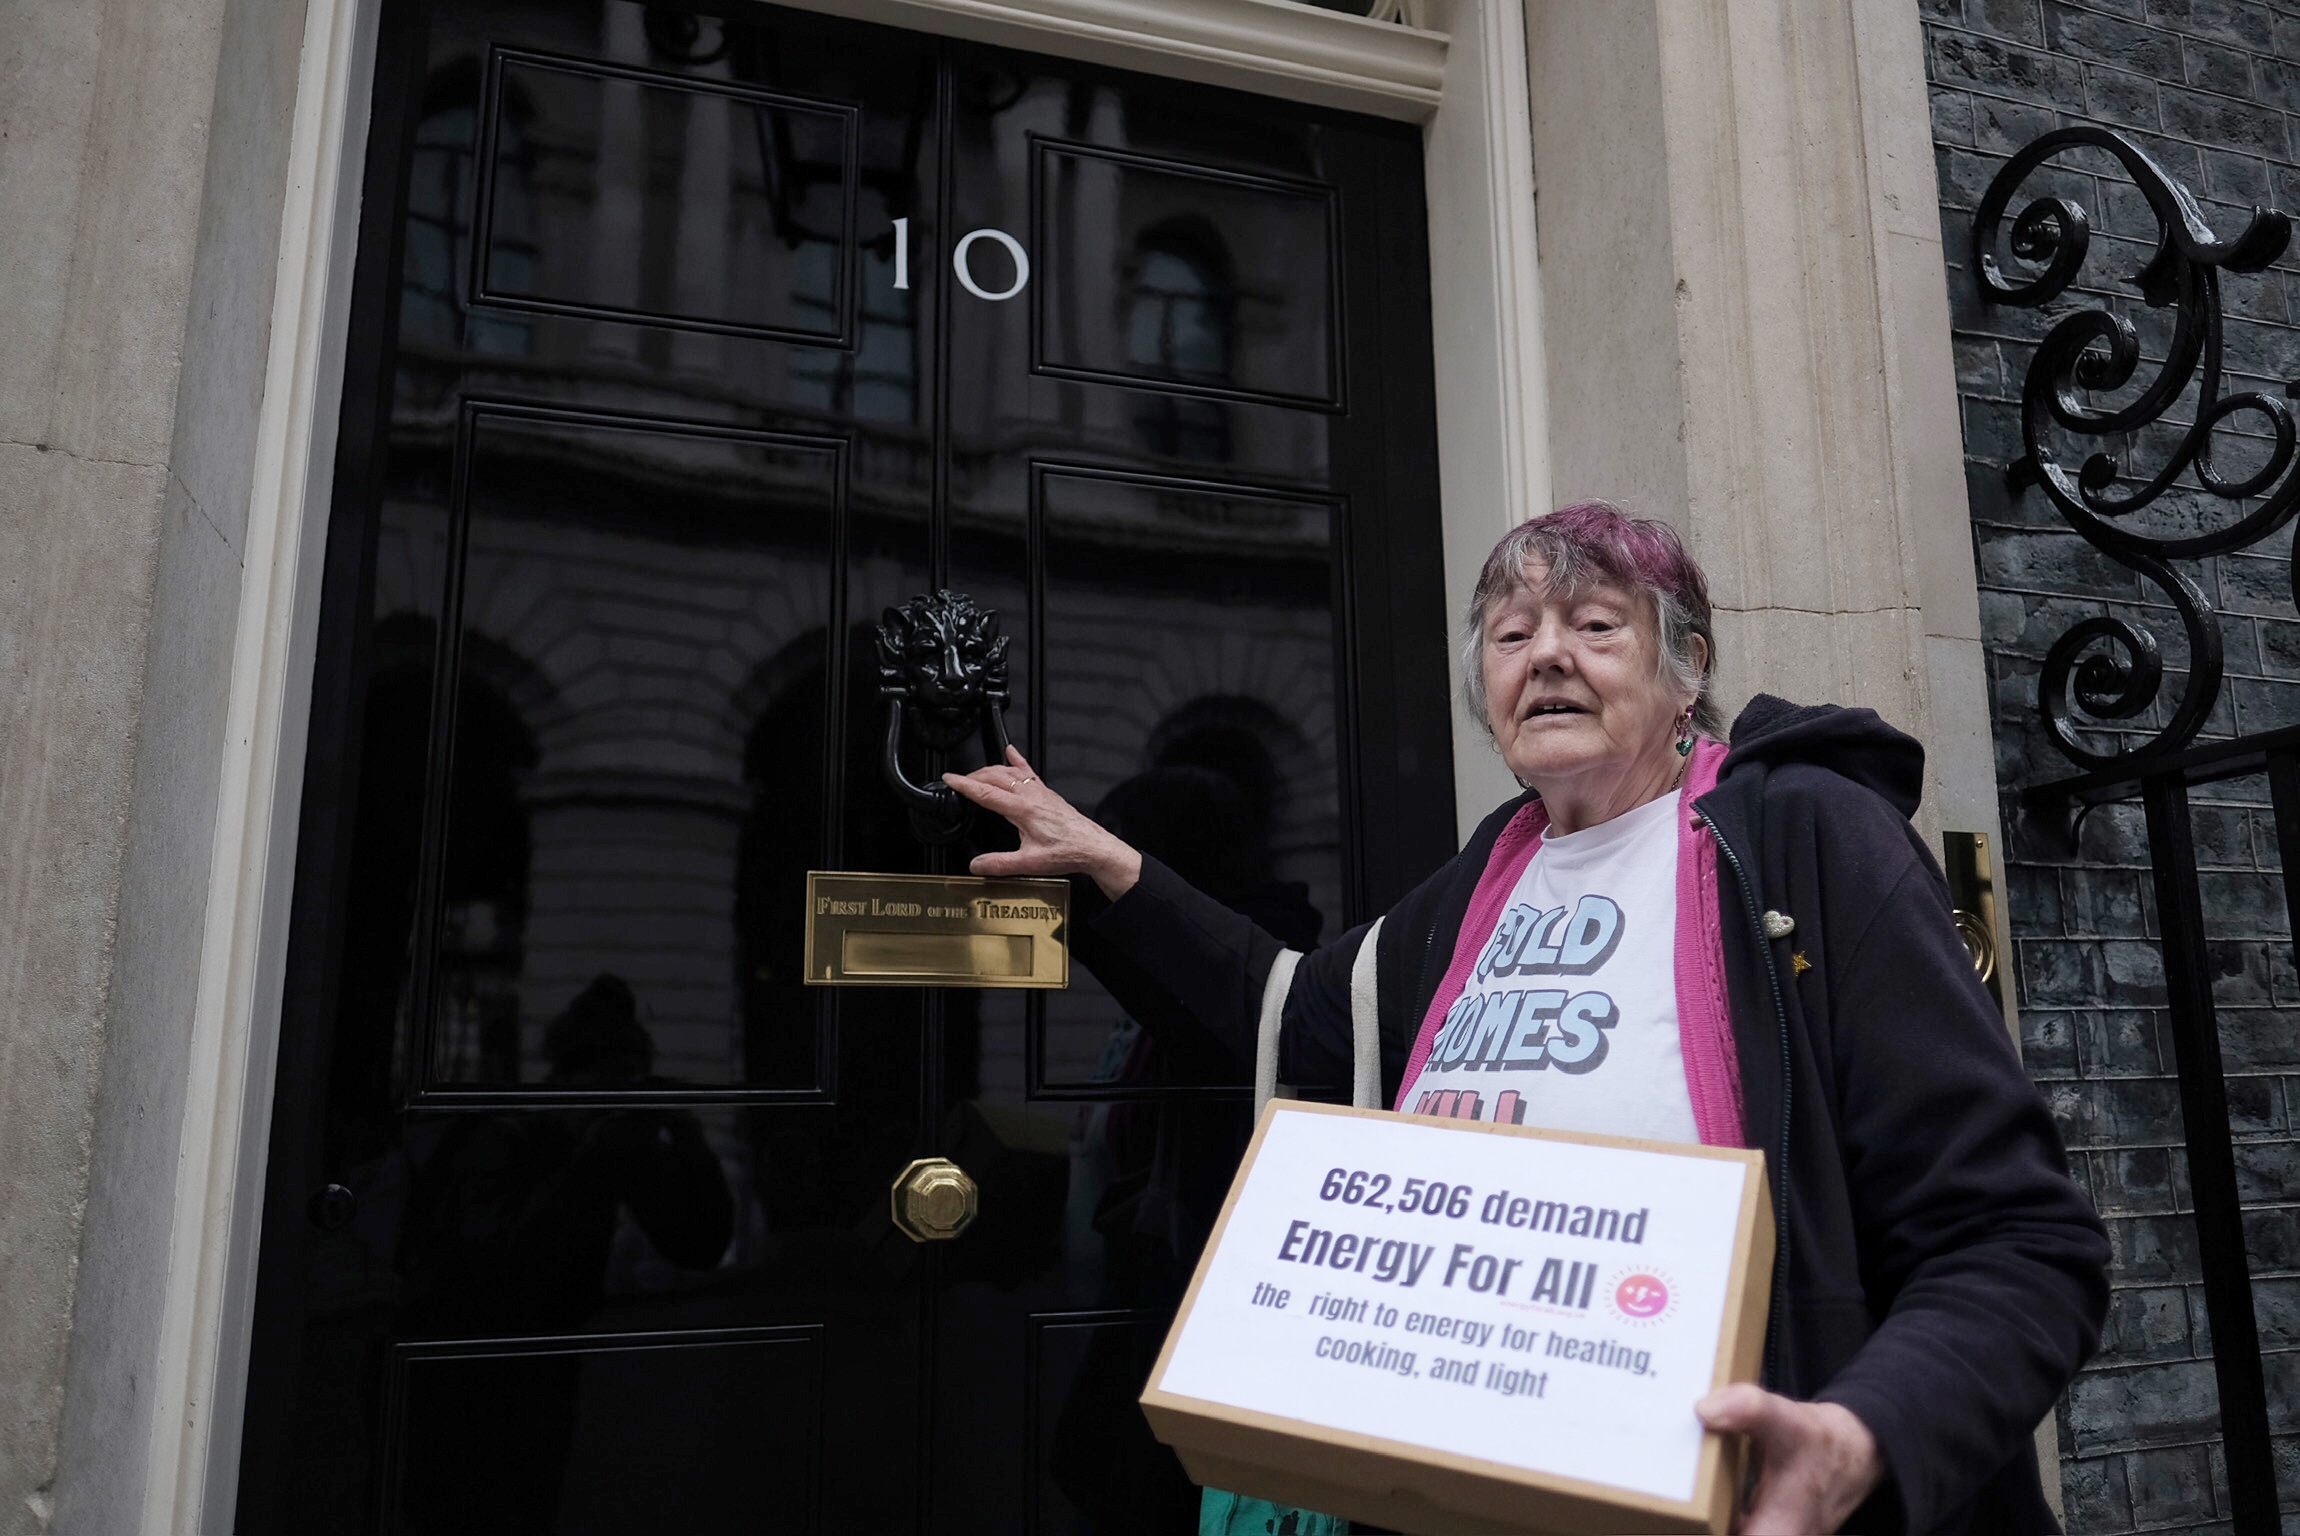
top-left (1701, 812), bottom-right (1794, 1392)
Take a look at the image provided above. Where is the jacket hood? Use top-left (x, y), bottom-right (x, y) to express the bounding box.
top-left (1718, 694), bottom-right (1925, 820)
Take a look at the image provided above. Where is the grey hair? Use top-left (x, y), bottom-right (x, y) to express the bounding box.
top-left (1458, 501), bottom-right (1722, 742)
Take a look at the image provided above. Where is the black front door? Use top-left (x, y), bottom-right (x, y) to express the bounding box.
top-left (240, 3), bottom-right (1451, 1529)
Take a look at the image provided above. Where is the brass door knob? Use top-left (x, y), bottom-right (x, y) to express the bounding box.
top-left (891, 1157), bottom-right (979, 1243)
top-left (1953, 909), bottom-right (1997, 985)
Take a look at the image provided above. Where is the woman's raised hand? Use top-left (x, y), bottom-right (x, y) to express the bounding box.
top-left (942, 746), bottom-right (1143, 901)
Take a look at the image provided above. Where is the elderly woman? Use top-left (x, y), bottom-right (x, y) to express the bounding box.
top-left (947, 502), bottom-right (2106, 1535)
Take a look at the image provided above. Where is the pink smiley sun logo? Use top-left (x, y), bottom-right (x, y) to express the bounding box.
top-left (1613, 1273), bottom-right (1671, 1320)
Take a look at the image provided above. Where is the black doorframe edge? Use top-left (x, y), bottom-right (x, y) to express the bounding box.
top-left (232, 0), bottom-right (435, 1526)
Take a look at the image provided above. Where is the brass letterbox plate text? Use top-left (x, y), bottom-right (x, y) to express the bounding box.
top-left (803, 872), bottom-right (1069, 988)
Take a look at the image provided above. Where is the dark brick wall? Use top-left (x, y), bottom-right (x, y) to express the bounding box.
top-left (1927, 1), bottom-right (2300, 1530)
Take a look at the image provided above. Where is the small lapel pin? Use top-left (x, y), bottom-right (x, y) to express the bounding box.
top-left (1761, 910), bottom-right (1795, 940)
top-left (1792, 952), bottom-right (1811, 976)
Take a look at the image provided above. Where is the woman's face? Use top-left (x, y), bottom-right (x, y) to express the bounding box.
top-left (1480, 567), bottom-right (1690, 798)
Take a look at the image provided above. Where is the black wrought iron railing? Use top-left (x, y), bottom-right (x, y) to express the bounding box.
top-left (1977, 127), bottom-right (2291, 1535)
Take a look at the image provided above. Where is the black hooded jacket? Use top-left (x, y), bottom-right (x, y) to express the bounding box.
top-left (1087, 696), bottom-right (2108, 1534)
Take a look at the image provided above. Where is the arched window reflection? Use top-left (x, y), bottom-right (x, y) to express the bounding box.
top-left (789, 236), bottom-right (917, 422)
top-left (1125, 221), bottom-right (1234, 461)
top-left (1126, 243), bottom-right (1231, 380)
top-left (402, 60), bottom-right (535, 357)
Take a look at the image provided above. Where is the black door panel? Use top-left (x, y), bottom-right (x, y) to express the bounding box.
top-left (383, 1327), bottom-right (826, 1533)
top-left (240, 3), bottom-right (1445, 1529)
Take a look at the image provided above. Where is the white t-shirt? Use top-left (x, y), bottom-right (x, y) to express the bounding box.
top-left (1397, 790), bottom-right (1699, 1144)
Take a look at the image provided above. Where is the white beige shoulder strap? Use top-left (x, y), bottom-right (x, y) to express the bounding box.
top-left (1349, 916), bottom-right (1384, 1109)
top-left (1251, 918), bottom-right (1385, 1120)
top-left (1251, 949), bottom-right (1302, 1120)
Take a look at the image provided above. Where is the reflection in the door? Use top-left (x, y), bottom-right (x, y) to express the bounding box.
top-left (377, 408), bottom-right (847, 1093)
top-left (243, 2), bottom-right (1446, 1529)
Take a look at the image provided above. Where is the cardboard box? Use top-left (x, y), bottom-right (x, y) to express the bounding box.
top-left (1140, 1101), bottom-right (1774, 1534)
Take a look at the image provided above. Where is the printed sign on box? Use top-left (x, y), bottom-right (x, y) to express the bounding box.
top-left (1140, 1101), bottom-right (1773, 1535)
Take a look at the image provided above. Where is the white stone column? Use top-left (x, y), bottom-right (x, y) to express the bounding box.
top-left (585, 2), bottom-right (650, 361)
top-left (0, 0), bottom-right (321, 1529)
top-left (1526, 0), bottom-right (1991, 854)
top-left (671, 79), bottom-right (731, 375)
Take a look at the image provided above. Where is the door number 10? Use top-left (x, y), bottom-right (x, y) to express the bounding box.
top-left (890, 217), bottom-right (1030, 301)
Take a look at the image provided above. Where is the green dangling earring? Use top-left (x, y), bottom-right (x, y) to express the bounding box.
top-left (1675, 707), bottom-right (1695, 757)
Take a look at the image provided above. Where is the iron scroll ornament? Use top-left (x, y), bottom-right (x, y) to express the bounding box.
top-left (1973, 127), bottom-right (2297, 768)
top-left (875, 590), bottom-right (1015, 845)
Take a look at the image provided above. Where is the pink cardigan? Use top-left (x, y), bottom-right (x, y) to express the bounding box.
top-left (1392, 739), bottom-right (1746, 1147)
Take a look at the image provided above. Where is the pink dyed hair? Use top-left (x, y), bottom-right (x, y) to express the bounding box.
top-left (1460, 500), bottom-right (1720, 737)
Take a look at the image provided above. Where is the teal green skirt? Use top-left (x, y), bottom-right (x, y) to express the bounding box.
top-left (1198, 1488), bottom-right (1348, 1535)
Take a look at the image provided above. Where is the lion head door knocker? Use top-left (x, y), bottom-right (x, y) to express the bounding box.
top-left (875, 590), bottom-right (1016, 845)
